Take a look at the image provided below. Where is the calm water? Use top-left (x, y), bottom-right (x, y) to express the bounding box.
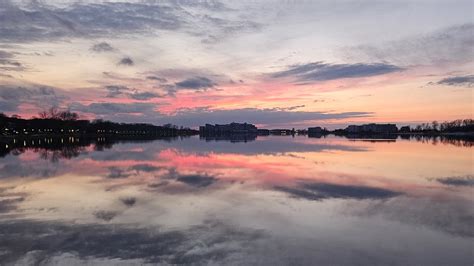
top-left (0, 135), bottom-right (472, 265)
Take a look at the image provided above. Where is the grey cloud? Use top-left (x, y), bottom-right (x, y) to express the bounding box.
top-left (175, 76), bottom-right (216, 90)
top-left (0, 219), bottom-right (263, 265)
top-left (0, 188), bottom-right (26, 214)
top-left (101, 164), bottom-right (164, 181)
top-left (90, 42), bottom-right (115, 52)
top-left (97, 166), bottom-right (220, 193)
top-left (144, 69), bottom-right (232, 95)
top-left (0, 86), bottom-right (32, 101)
top-left (347, 24), bottom-right (474, 66)
top-left (275, 181), bottom-right (402, 201)
top-left (0, 101), bottom-right (17, 112)
top-left (148, 181), bottom-right (170, 188)
top-left (0, 196), bottom-right (24, 213)
top-left (433, 175), bottom-right (474, 187)
top-left (196, 14), bottom-right (262, 44)
top-left (0, 50), bottom-right (24, 71)
top-left (176, 174), bottom-right (217, 188)
top-left (0, 85), bottom-right (63, 111)
top-left (146, 76), bottom-right (168, 83)
top-left (37, 87), bottom-right (56, 95)
top-left (0, 1), bottom-right (181, 42)
top-left (130, 91), bottom-right (163, 100)
top-left (102, 71), bottom-right (139, 82)
top-left (149, 75), bottom-right (220, 96)
top-left (0, 51), bottom-right (13, 58)
top-left (435, 75), bottom-right (474, 88)
top-left (144, 168), bottom-right (221, 193)
top-left (0, 1), bottom-right (260, 43)
top-left (286, 105), bottom-right (305, 110)
top-left (271, 62), bottom-right (403, 82)
top-left (89, 148), bottom-right (155, 162)
top-left (70, 102), bottom-right (157, 116)
top-left (349, 195), bottom-right (474, 238)
top-left (107, 166), bottom-right (132, 179)
top-left (0, 73), bottom-right (14, 78)
top-left (120, 197), bottom-right (137, 207)
top-left (105, 85), bottom-right (162, 100)
top-left (270, 105), bottom-right (306, 111)
top-left (129, 164), bottom-right (162, 173)
top-left (94, 210), bottom-right (119, 221)
top-left (118, 57), bottom-right (134, 66)
top-left (146, 68), bottom-right (225, 80)
top-left (105, 85), bottom-right (129, 98)
top-left (0, 162), bottom-right (58, 179)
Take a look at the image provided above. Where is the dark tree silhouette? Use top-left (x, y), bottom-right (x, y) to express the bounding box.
top-left (38, 108), bottom-right (79, 121)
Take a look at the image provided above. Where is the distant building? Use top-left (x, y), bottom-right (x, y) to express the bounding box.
top-left (345, 123), bottom-right (398, 134)
top-left (399, 126), bottom-right (411, 133)
top-left (307, 126), bottom-right (327, 137)
top-left (200, 134), bottom-right (257, 142)
top-left (199, 122), bottom-right (258, 135)
top-left (308, 127), bottom-right (323, 134)
top-left (269, 129), bottom-right (294, 135)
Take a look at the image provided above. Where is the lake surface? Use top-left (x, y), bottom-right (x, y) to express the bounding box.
top-left (0, 135), bottom-right (472, 265)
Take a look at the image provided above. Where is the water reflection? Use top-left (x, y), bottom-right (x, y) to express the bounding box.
top-left (0, 219), bottom-right (264, 265)
top-left (275, 181), bottom-right (402, 201)
top-left (0, 135), bottom-right (472, 265)
top-left (342, 134), bottom-right (474, 147)
top-left (0, 135), bottom-right (190, 160)
top-left (200, 133), bottom-right (257, 142)
top-left (432, 175), bottom-right (474, 187)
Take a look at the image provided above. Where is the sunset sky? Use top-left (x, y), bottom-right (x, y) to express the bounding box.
top-left (0, 0), bottom-right (472, 129)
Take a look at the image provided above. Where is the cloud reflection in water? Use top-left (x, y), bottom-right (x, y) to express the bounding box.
top-left (0, 135), bottom-right (472, 264)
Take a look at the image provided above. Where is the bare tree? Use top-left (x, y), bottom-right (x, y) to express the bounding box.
top-left (38, 110), bottom-right (49, 119)
top-left (58, 110), bottom-right (78, 121)
top-left (38, 108), bottom-right (78, 121)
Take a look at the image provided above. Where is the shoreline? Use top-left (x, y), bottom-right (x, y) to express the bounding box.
top-left (1, 131), bottom-right (473, 139)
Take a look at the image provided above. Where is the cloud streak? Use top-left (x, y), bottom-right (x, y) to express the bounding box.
top-left (105, 85), bottom-right (129, 98)
top-left (271, 62), bottom-right (403, 83)
top-left (104, 85), bottom-right (162, 100)
top-left (175, 76), bottom-right (217, 90)
top-left (0, 1), bottom-right (261, 43)
top-left (0, 50), bottom-right (24, 71)
top-left (433, 175), bottom-right (474, 187)
top-left (435, 75), bottom-right (474, 88)
top-left (0, 85), bottom-right (63, 112)
top-left (70, 102), bottom-right (157, 116)
top-left (347, 24), bottom-right (474, 66)
top-left (90, 42), bottom-right (115, 53)
top-left (0, 219), bottom-right (264, 265)
top-left (275, 181), bottom-right (402, 201)
top-left (118, 57), bottom-right (134, 66)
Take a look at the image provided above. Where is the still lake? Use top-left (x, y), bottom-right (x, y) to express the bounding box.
top-left (0, 135), bottom-right (472, 265)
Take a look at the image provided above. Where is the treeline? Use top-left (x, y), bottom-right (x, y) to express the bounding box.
top-left (401, 119), bottom-right (474, 133)
top-left (0, 109), bottom-right (198, 137)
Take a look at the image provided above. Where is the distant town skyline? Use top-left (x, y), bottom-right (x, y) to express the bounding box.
top-left (0, 0), bottom-right (473, 129)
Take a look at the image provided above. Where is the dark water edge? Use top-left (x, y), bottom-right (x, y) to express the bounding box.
top-left (1, 133), bottom-right (471, 155)
top-left (0, 134), bottom-right (194, 159)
